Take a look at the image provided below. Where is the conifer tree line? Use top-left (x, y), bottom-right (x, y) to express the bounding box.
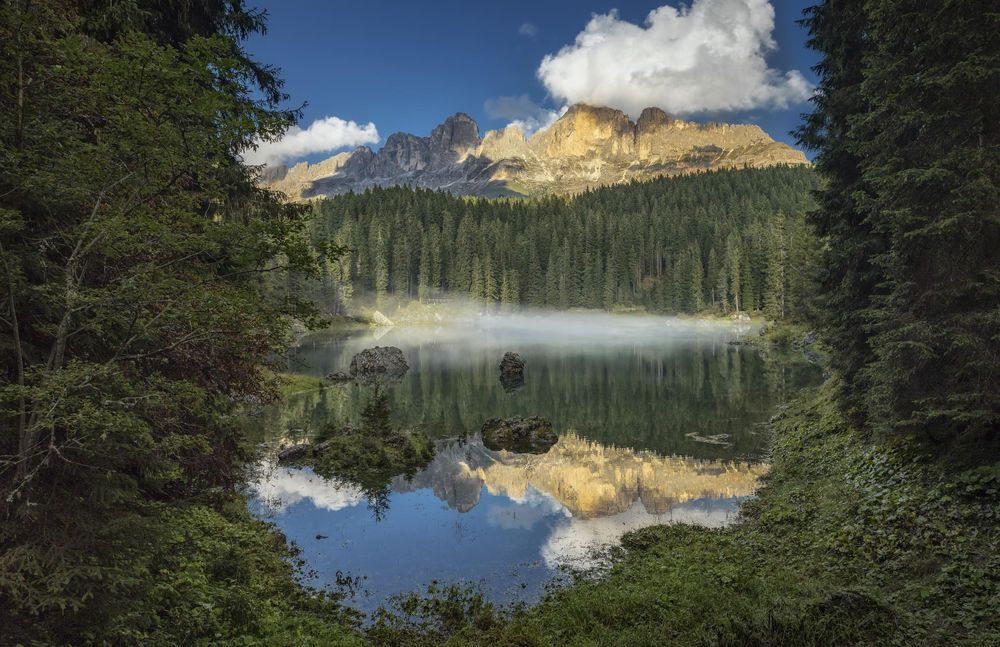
top-left (282, 166), bottom-right (820, 320)
top-left (798, 0), bottom-right (999, 446)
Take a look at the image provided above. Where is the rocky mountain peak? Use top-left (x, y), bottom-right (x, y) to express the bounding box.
top-left (259, 104), bottom-right (810, 200)
top-left (479, 124), bottom-right (528, 160)
top-left (636, 107), bottom-right (675, 133)
top-left (430, 112), bottom-right (482, 155)
top-left (532, 103), bottom-right (636, 159)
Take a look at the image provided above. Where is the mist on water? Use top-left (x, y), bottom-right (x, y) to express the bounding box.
top-left (352, 300), bottom-right (757, 356)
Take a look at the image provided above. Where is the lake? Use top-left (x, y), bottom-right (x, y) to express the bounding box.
top-left (246, 313), bottom-right (821, 612)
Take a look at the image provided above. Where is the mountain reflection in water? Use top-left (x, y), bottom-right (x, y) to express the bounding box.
top-left (253, 432), bottom-right (765, 571)
top-left (392, 433), bottom-right (766, 518)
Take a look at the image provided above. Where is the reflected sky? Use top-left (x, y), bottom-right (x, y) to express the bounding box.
top-left (250, 455), bottom-right (750, 612)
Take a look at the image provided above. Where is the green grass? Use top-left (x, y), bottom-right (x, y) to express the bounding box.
top-left (274, 372), bottom-right (329, 397)
top-left (364, 382), bottom-right (1000, 646)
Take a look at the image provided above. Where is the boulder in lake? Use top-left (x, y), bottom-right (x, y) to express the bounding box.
top-left (349, 346), bottom-right (409, 376)
top-left (500, 371), bottom-right (525, 394)
top-left (499, 352), bottom-right (524, 374)
top-left (277, 443), bottom-right (310, 462)
top-left (480, 416), bottom-right (557, 453)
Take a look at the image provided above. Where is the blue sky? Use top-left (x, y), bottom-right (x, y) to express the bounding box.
top-left (245, 0), bottom-right (821, 165)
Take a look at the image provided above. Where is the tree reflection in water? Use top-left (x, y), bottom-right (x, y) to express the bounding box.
top-left (284, 383), bottom-right (435, 521)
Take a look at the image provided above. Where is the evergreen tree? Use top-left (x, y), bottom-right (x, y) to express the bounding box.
top-left (469, 257), bottom-right (484, 303)
top-left (796, 0), bottom-right (883, 421)
top-left (858, 0), bottom-right (1000, 443)
top-left (417, 234), bottom-right (431, 302)
top-left (603, 252), bottom-right (618, 310)
top-left (484, 255), bottom-right (499, 307)
top-left (800, 0), bottom-right (1000, 446)
top-left (373, 229), bottom-right (389, 306)
top-left (764, 211), bottom-right (788, 320)
top-left (301, 168), bottom-right (818, 316)
top-left (688, 246), bottom-right (705, 312)
top-left (726, 235), bottom-right (743, 313)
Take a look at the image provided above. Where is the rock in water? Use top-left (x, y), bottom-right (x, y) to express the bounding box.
top-left (349, 346), bottom-right (409, 376)
top-left (499, 352), bottom-right (524, 374)
top-left (480, 416), bottom-right (557, 453)
top-left (500, 371), bottom-right (525, 394)
top-left (372, 310), bottom-right (394, 326)
top-left (277, 443), bottom-right (310, 462)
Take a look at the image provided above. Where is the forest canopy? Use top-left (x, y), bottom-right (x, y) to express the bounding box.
top-left (281, 166), bottom-right (820, 321)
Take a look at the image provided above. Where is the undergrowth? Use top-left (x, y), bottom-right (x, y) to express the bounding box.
top-left (363, 382), bottom-right (1000, 646)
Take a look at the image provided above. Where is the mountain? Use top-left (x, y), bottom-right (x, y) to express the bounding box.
top-left (259, 104), bottom-right (810, 199)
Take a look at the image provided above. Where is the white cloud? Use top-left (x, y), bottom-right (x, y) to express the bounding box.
top-left (536, 0), bottom-right (812, 118)
top-left (252, 464), bottom-right (366, 513)
top-left (483, 94), bottom-right (568, 138)
top-left (488, 485), bottom-right (570, 530)
top-left (243, 115), bottom-right (379, 166)
top-left (518, 22), bottom-right (539, 37)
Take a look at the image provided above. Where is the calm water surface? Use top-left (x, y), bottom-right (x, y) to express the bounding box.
top-left (247, 313), bottom-right (821, 612)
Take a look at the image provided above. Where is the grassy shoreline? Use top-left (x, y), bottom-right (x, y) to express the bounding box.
top-left (361, 381), bottom-right (999, 646)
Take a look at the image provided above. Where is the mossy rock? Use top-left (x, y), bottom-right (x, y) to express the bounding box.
top-left (480, 416), bottom-right (557, 453)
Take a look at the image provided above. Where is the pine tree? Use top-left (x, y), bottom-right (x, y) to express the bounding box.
top-left (764, 211), bottom-right (788, 320)
top-left (417, 234), bottom-right (431, 302)
top-left (688, 246), bottom-right (705, 312)
top-left (857, 0), bottom-right (1000, 443)
top-left (484, 255), bottom-right (499, 308)
top-left (373, 229), bottom-right (389, 306)
top-left (469, 256), bottom-right (484, 303)
top-left (603, 252), bottom-right (618, 310)
top-left (545, 251), bottom-right (560, 307)
top-left (800, 0), bottom-right (1000, 446)
top-left (726, 235), bottom-right (742, 313)
top-left (0, 1), bottom-right (342, 640)
top-left (796, 0), bottom-right (883, 422)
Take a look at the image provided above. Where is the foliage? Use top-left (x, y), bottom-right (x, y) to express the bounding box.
top-left (0, 0), bottom-right (344, 642)
top-left (100, 496), bottom-right (364, 646)
top-left (276, 167), bottom-right (821, 320)
top-left (797, 0), bottom-right (1000, 447)
top-left (368, 582), bottom-right (506, 647)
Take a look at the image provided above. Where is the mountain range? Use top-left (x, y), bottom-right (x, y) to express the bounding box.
top-left (259, 103), bottom-right (810, 199)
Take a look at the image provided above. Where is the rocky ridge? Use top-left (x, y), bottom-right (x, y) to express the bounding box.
top-left (260, 104), bottom-right (810, 199)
